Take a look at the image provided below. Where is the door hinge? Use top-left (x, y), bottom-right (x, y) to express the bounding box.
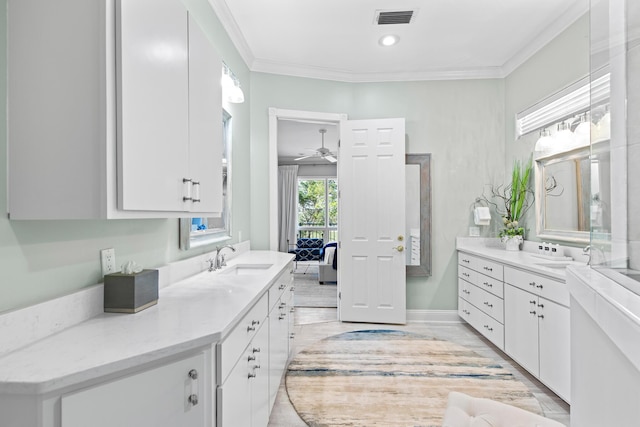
top-left (338, 291), bottom-right (341, 299)
top-left (338, 139), bottom-right (341, 147)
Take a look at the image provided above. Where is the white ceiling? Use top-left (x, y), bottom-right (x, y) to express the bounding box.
top-left (277, 121), bottom-right (339, 163)
top-left (209, 0), bottom-right (588, 162)
top-left (209, 0), bottom-right (588, 82)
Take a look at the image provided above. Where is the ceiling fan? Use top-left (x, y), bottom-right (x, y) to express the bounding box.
top-left (295, 129), bottom-right (337, 163)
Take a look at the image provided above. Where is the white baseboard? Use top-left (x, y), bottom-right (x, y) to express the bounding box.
top-left (407, 309), bottom-right (461, 323)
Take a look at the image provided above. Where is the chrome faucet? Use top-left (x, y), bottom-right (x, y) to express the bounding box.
top-left (207, 244), bottom-right (236, 271)
top-left (583, 245), bottom-right (592, 265)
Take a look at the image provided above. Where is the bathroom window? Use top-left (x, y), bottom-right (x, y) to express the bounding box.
top-left (297, 178), bottom-right (337, 242)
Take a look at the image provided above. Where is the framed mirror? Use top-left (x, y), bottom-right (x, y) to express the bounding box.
top-left (179, 110), bottom-right (232, 250)
top-left (534, 141), bottom-right (610, 243)
top-left (405, 154), bottom-right (432, 277)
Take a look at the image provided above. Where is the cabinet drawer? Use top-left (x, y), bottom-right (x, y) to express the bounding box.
top-left (458, 252), bottom-right (504, 281)
top-left (458, 297), bottom-right (504, 350)
top-left (218, 293), bottom-right (268, 383)
top-left (467, 286), bottom-right (504, 323)
top-left (269, 263), bottom-right (293, 310)
top-left (476, 273), bottom-right (504, 299)
top-left (458, 278), bottom-right (474, 299)
top-left (504, 267), bottom-right (569, 306)
top-left (458, 265), bottom-right (476, 283)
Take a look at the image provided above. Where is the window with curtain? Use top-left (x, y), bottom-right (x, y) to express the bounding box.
top-left (297, 178), bottom-right (338, 242)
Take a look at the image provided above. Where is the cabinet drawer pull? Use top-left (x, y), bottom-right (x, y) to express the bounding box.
top-left (248, 372), bottom-right (256, 379)
top-left (279, 314), bottom-right (286, 320)
top-left (537, 303), bottom-right (544, 308)
top-left (279, 302), bottom-right (286, 308)
top-left (188, 369), bottom-right (198, 380)
top-left (483, 266), bottom-right (493, 272)
top-left (252, 320), bottom-right (260, 326)
top-left (252, 347), bottom-right (261, 353)
top-left (183, 196), bottom-right (192, 202)
top-left (536, 284), bottom-right (544, 289)
top-left (463, 259), bottom-right (470, 263)
top-left (484, 301), bottom-right (493, 308)
top-left (247, 326), bottom-right (256, 332)
top-left (188, 394), bottom-right (199, 406)
top-left (279, 284), bottom-right (286, 290)
top-left (529, 310), bottom-right (536, 315)
top-left (538, 314), bottom-right (545, 319)
top-left (529, 281), bottom-right (536, 287)
top-left (248, 354), bottom-right (256, 361)
top-left (463, 272), bottom-right (470, 277)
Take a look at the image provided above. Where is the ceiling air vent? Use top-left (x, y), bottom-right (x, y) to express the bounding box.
top-left (375, 10), bottom-right (414, 25)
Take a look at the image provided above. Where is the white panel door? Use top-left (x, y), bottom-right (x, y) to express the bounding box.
top-left (117, 0), bottom-right (189, 212)
top-left (187, 15), bottom-right (223, 214)
top-left (338, 118), bottom-right (406, 324)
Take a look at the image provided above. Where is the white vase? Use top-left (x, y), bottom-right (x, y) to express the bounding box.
top-left (504, 236), bottom-right (523, 251)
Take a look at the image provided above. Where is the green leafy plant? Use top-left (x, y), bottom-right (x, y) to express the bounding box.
top-left (483, 156), bottom-right (534, 239)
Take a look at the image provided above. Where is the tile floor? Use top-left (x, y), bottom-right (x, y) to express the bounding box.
top-left (268, 307), bottom-right (570, 426)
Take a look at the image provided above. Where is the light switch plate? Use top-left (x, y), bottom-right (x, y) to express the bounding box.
top-left (101, 248), bottom-right (116, 276)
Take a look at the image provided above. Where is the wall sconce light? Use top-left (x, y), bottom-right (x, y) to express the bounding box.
top-left (534, 128), bottom-right (554, 154)
top-left (221, 62), bottom-right (245, 104)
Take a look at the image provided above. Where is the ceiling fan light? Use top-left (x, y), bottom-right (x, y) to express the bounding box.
top-left (379, 34), bottom-right (399, 47)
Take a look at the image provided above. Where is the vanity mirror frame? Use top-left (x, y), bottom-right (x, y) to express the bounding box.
top-left (179, 110), bottom-right (232, 250)
top-left (406, 153), bottom-right (432, 277)
top-left (534, 145), bottom-right (591, 244)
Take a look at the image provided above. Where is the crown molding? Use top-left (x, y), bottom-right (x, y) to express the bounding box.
top-left (211, 0), bottom-right (588, 83)
top-left (501, 1), bottom-right (589, 77)
top-left (207, 0), bottom-right (255, 67)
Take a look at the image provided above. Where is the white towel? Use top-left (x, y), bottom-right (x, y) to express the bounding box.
top-left (474, 207), bottom-right (491, 226)
top-left (324, 247), bottom-right (336, 265)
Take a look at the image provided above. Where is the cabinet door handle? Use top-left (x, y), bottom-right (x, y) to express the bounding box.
top-left (192, 181), bottom-right (200, 203)
top-left (530, 300), bottom-right (536, 304)
top-left (538, 314), bottom-right (545, 319)
top-left (537, 303), bottom-right (544, 308)
top-left (188, 394), bottom-right (199, 406)
top-left (183, 178), bottom-right (192, 202)
top-left (188, 369), bottom-right (198, 380)
top-left (529, 310), bottom-right (536, 315)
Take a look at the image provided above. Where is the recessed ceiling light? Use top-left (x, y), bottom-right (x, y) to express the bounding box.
top-left (379, 35), bottom-right (399, 47)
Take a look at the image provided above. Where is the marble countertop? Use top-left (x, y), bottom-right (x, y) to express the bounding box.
top-left (456, 237), bottom-right (587, 281)
top-left (0, 250), bottom-right (294, 395)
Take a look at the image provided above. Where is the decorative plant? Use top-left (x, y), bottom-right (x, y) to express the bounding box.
top-left (482, 156), bottom-right (534, 240)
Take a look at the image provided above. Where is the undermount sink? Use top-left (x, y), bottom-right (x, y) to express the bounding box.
top-left (220, 264), bottom-right (273, 276)
top-left (533, 261), bottom-right (577, 269)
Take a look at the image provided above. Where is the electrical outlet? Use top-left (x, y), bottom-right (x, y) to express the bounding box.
top-left (101, 248), bottom-right (116, 276)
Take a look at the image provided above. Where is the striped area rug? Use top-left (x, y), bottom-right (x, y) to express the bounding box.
top-left (286, 330), bottom-right (542, 427)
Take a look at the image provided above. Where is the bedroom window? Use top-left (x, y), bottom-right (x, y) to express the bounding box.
top-left (297, 178), bottom-right (338, 242)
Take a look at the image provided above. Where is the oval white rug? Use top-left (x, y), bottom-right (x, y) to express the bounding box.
top-left (286, 329), bottom-right (542, 427)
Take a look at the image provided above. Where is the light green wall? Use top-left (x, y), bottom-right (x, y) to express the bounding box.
top-left (250, 74), bottom-right (506, 310)
top-left (0, 2), bottom-right (590, 314)
top-left (504, 14), bottom-right (590, 241)
top-left (0, 0), bottom-right (252, 313)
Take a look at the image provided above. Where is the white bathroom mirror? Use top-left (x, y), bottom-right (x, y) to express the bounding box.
top-left (405, 154), bottom-right (432, 277)
top-left (534, 141), bottom-right (610, 243)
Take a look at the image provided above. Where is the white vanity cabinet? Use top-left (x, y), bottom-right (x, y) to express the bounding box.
top-left (457, 253), bottom-right (505, 349)
top-left (7, 0), bottom-right (222, 219)
top-left (503, 267), bottom-right (570, 402)
top-left (268, 263), bottom-right (294, 408)
top-left (217, 294), bottom-right (269, 427)
top-left (60, 351), bottom-right (209, 427)
top-left (457, 250), bottom-right (571, 402)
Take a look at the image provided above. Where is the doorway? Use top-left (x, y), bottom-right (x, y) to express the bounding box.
top-left (269, 109), bottom-right (346, 309)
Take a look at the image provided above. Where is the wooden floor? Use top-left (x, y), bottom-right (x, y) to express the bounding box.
top-left (268, 307), bottom-right (570, 426)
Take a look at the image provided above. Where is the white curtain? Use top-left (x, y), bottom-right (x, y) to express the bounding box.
top-left (278, 165), bottom-right (299, 253)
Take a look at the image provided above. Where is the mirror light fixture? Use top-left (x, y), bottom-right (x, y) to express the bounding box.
top-left (221, 62), bottom-right (245, 104)
top-left (516, 72), bottom-right (610, 138)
